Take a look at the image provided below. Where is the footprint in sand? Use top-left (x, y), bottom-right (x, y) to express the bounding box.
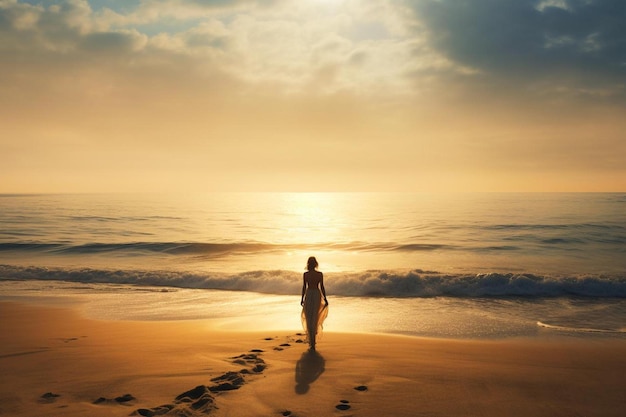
top-left (93, 393), bottom-right (136, 405)
top-left (332, 386), bottom-right (368, 411)
top-left (231, 352), bottom-right (266, 373)
top-left (133, 404), bottom-right (174, 416)
top-left (39, 392), bottom-right (60, 403)
top-left (134, 385), bottom-right (217, 416)
top-left (176, 385), bottom-right (216, 411)
top-left (210, 371), bottom-right (246, 392)
top-left (335, 400), bottom-right (351, 410)
top-left (274, 342), bottom-right (293, 351)
top-left (272, 333), bottom-right (307, 351)
top-left (133, 349), bottom-right (267, 416)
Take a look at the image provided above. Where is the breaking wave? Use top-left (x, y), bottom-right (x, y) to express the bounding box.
top-left (1, 264), bottom-right (624, 298)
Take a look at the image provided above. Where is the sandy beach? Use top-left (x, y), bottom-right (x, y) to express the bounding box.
top-left (1, 300), bottom-right (624, 417)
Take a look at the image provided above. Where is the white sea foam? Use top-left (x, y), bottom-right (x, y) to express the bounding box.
top-left (537, 321), bottom-right (626, 334)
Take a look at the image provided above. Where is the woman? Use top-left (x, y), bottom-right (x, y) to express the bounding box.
top-left (300, 256), bottom-right (329, 351)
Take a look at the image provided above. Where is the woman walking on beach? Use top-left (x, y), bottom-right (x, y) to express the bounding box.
top-left (300, 256), bottom-right (329, 351)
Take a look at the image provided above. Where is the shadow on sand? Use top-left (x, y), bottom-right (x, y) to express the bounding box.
top-left (295, 350), bottom-right (325, 394)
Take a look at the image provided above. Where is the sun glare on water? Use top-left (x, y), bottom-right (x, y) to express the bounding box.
top-left (271, 193), bottom-right (350, 271)
top-left (279, 193), bottom-right (339, 241)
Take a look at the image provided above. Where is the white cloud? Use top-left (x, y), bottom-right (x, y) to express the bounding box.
top-left (1, 0), bottom-right (456, 97)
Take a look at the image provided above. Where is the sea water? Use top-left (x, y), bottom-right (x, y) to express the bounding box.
top-left (1, 193), bottom-right (625, 339)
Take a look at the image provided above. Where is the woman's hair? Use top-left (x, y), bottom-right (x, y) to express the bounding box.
top-left (306, 256), bottom-right (319, 271)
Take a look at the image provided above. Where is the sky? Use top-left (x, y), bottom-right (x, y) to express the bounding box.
top-left (1, 0), bottom-right (625, 192)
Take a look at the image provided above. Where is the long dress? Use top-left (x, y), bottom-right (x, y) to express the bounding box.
top-left (301, 286), bottom-right (328, 348)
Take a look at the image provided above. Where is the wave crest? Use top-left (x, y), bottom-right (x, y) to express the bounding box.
top-left (1, 265), bottom-right (624, 298)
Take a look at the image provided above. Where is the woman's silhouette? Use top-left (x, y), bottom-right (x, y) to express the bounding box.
top-left (300, 256), bottom-right (329, 351)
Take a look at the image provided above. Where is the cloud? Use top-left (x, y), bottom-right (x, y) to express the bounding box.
top-left (80, 29), bottom-right (147, 53)
top-left (0, 0), bottom-right (434, 98)
top-left (406, 0), bottom-right (626, 101)
top-left (5, 0), bottom-right (625, 101)
top-left (1, 0), bottom-right (624, 192)
top-left (91, 0), bottom-right (281, 30)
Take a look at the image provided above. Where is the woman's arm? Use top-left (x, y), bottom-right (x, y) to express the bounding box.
top-left (320, 273), bottom-right (328, 305)
top-left (300, 273), bottom-right (307, 306)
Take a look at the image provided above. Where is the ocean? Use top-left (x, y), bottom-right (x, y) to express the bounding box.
top-left (1, 192), bottom-right (625, 339)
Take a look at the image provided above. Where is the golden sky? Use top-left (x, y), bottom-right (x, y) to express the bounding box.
top-left (1, 0), bottom-right (625, 192)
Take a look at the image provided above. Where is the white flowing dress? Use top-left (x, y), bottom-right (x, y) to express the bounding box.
top-left (301, 286), bottom-right (328, 347)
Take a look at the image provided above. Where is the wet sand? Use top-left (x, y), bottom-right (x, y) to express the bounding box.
top-left (0, 301), bottom-right (624, 417)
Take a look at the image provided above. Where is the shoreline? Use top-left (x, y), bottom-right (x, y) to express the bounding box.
top-left (3, 279), bottom-right (625, 340)
top-left (1, 300), bottom-right (625, 417)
